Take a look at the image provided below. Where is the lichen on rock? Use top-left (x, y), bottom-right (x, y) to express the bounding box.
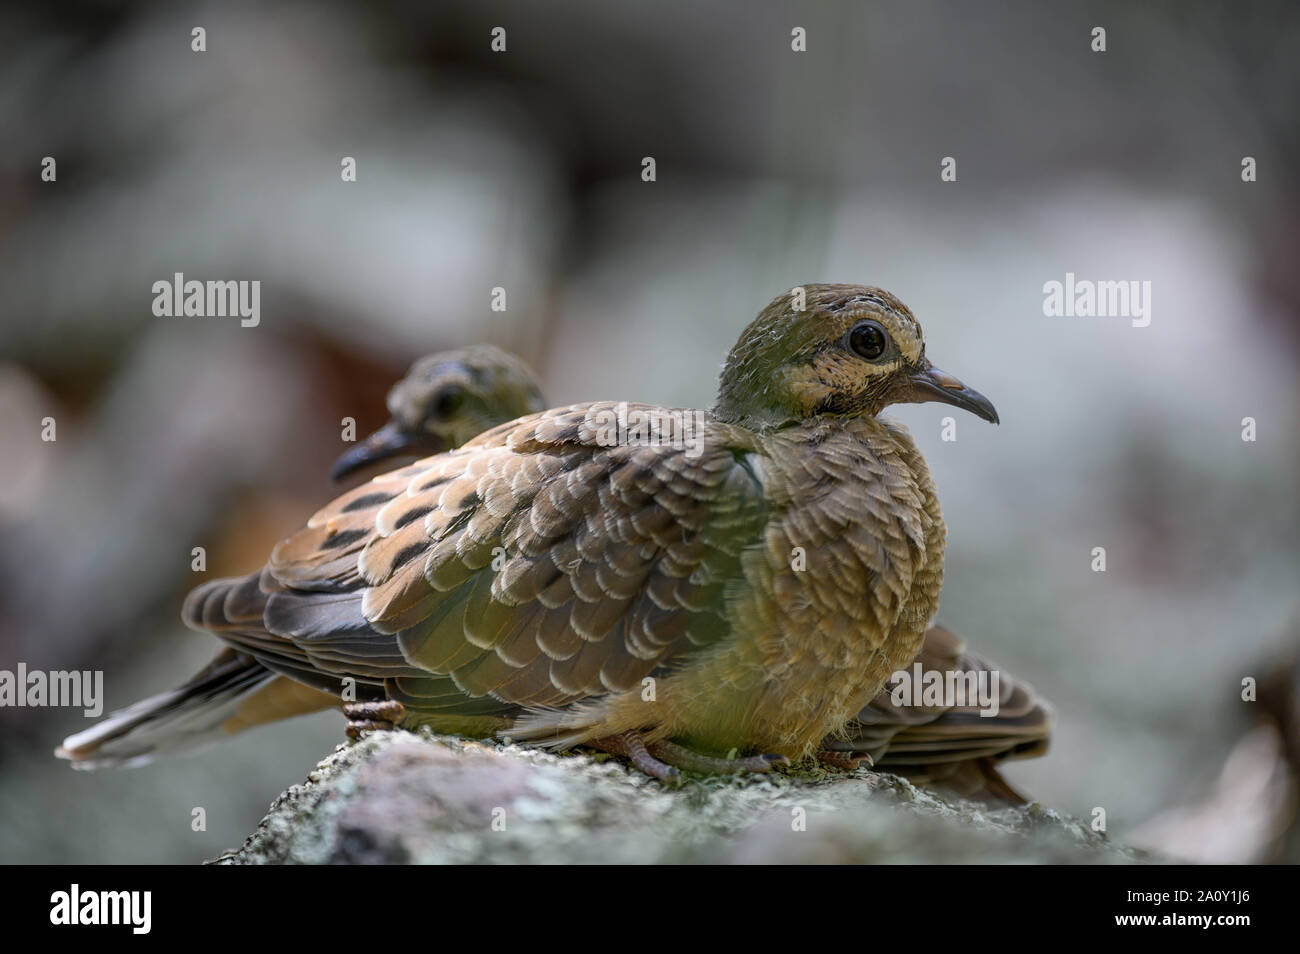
top-left (212, 729), bottom-right (1141, 864)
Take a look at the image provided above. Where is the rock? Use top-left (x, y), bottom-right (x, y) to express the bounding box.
top-left (212, 729), bottom-right (1141, 864)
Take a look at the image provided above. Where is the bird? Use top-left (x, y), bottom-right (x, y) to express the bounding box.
top-left (56, 346), bottom-right (549, 769)
top-left (59, 284), bottom-right (1032, 786)
top-left (329, 344), bottom-right (1052, 797)
top-left (330, 346), bottom-right (547, 483)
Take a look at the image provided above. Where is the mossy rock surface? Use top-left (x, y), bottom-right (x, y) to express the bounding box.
top-left (213, 729), bottom-right (1142, 864)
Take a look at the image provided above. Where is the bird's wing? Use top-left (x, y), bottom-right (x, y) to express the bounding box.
top-left (183, 569), bottom-right (418, 694)
top-left (258, 403), bottom-right (767, 711)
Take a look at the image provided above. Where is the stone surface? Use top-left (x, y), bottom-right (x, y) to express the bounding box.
top-left (213, 729), bottom-right (1143, 864)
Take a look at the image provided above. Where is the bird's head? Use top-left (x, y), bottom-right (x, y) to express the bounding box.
top-left (714, 284), bottom-right (998, 430)
top-left (331, 344), bottom-right (546, 481)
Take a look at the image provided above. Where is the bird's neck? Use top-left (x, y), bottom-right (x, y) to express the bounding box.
top-left (711, 390), bottom-right (794, 433)
top-left (781, 414), bottom-right (935, 503)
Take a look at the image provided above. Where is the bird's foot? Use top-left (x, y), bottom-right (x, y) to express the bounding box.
top-left (816, 749), bottom-right (875, 771)
top-left (587, 732), bottom-right (790, 783)
top-left (587, 731), bottom-right (682, 785)
top-left (342, 699), bottom-right (406, 739)
top-left (646, 739), bottom-right (789, 775)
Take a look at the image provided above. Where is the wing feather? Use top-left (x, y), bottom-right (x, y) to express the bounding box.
top-left (182, 404), bottom-right (767, 722)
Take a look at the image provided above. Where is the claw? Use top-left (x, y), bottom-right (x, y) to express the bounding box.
top-left (816, 749), bottom-right (875, 771)
top-left (342, 699), bottom-right (406, 739)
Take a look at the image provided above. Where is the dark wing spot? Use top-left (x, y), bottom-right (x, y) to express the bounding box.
top-left (416, 474), bottom-right (454, 493)
top-left (389, 542), bottom-right (427, 573)
top-left (342, 492), bottom-right (395, 514)
top-left (394, 506), bottom-right (433, 530)
top-left (320, 528), bottom-right (368, 551)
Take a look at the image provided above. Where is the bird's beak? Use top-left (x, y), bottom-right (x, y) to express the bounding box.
top-left (899, 362), bottom-right (1000, 424)
top-left (329, 422), bottom-right (445, 482)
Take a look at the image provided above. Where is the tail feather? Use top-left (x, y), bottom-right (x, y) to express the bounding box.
top-left (55, 649), bottom-right (336, 769)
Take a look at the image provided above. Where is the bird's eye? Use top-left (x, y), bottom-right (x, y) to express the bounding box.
top-left (848, 321), bottom-right (888, 360)
top-left (432, 386), bottom-right (466, 418)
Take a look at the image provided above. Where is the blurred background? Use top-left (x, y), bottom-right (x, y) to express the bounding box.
top-left (1, 0), bottom-right (1298, 864)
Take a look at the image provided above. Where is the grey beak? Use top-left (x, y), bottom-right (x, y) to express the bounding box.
top-left (901, 363), bottom-right (1000, 425)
